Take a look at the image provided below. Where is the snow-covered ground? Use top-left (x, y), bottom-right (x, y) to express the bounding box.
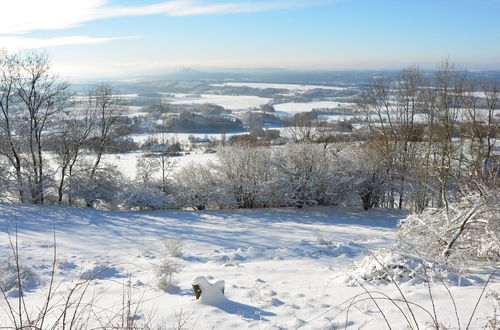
top-left (0, 205), bottom-right (497, 329)
top-left (127, 132), bottom-right (246, 144)
top-left (99, 151), bottom-right (218, 179)
top-left (159, 93), bottom-right (271, 110)
top-left (274, 101), bottom-right (354, 114)
top-left (211, 82), bottom-right (346, 91)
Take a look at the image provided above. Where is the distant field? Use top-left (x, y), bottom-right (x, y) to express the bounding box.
top-left (211, 82), bottom-right (347, 91)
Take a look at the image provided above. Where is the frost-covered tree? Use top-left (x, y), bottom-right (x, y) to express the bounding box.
top-left (84, 83), bottom-right (126, 207)
top-left (271, 143), bottom-right (336, 208)
top-left (140, 132), bottom-right (178, 193)
top-left (0, 51), bottom-right (70, 204)
top-left (338, 141), bottom-right (391, 210)
top-left (69, 160), bottom-right (124, 208)
top-left (136, 157), bottom-right (160, 187)
top-left (214, 145), bottom-right (274, 208)
top-left (356, 67), bottom-right (427, 210)
top-left (175, 163), bottom-right (218, 210)
top-left (52, 109), bottom-right (94, 204)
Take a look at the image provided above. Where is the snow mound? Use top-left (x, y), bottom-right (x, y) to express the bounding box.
top-left (57, 259), bottom-right (78, 271)
top-left (344, 250), bottom-right (474, 286)
top-left (213, 241), bottom-right (361, 264)
top-left (191, 275), bottom-right (225, 305)
top-left (80, 261), bottom-right (124, 280)
top-left (287, 317), bottom-right (306, 328)
top-left (0, 257), bottom-right (40, 295)
top-left (190, 275), bottom-right (277, 321)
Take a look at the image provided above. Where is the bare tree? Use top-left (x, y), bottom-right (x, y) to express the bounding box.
top-left (0, 51), bottom-right (25, 202)
top-left (0, 51), bottom-right (70, 204)
top-left (285, 113), bottom-right (321, 143)
top-left (392, 68), bottom-right (427, 209)
top-left (53, 106), bottom-right (95, 204)
top-left (478, 81), bottom-right (499, 182)
top-left (430, 60), bottom-right (466, 210)
top-left (356, 68), bottom-right (427, 210)
top-left (16, 52), bottom-right (70, 203)
top-left (84, 83), bottom-right (125, 207)
top-left (148, 131), bottom-right (178, 193)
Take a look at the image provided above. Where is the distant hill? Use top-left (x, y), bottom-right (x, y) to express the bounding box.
top-left (69, 69), bottom-right (500, 93)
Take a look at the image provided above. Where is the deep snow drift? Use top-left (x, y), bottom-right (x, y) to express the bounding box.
top-left (0, 204), bottom-right (498, 329)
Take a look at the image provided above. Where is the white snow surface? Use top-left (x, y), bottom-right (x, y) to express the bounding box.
top-left (274, 101), bottom-right (354, 114)
top-left (127, 132), bottom-right (246, 144)
top-left (0, 205), bottom-right (497, 329)
top-left (211, 82), bottom-right (346, 91)
top-left (160, 93), bottom-right (271, 110)
top-left (94, 151), bottom-right (218, 179)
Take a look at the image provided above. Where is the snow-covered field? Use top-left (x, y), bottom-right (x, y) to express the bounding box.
top-left (160, 93), bottom-right (271, 110)
top-left (0, 205), bottom-right (497, 329)
top-left (211, 82), bottom-right (346, 91)
top-left (127, 132), bottom-right (246, 144)
top-left (100, 151), bottom-right (218, 179)
top-left (274, 101), bottom-right (354, 114)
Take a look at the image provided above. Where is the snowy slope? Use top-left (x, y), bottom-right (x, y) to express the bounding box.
top-left (0, 205), bottom-right (497, 329)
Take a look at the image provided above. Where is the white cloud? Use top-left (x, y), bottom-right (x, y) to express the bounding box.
top-left (0, 35), bottom-right (140, 51)
top-left (1, 0), bottom-right (107, 34)
top-left (0, 0), bottom-right (323, 35)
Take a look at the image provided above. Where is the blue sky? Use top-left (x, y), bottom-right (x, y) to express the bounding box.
top-left (1, 0), bottom-right (499, 79)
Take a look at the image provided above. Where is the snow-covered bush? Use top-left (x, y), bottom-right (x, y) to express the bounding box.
top-left (80, 261), bottom-right (122, 280)
top-left (135, 157), bottom-right (160, 186)
top-left (214, 145), bottom-right (274, 208)
top-left (118, 187), bottom-right (167, 210)
top-left (69, 161), bottom-right (125, 208)
top-left (341, 249), bottom-right (493, 330)
top-left (338, 142), bottom-right (390, 210)
top-left (345, 250), bottom-right (445, 286)
top-left (271, 143), bottom-right (338, 207)
top-left (0, 256), bottom-right (40, 294)
top-left (398, 184), bottom-right (500, 265)
top-left (164, 237), bottom-right (183, 258)
top-left (172, 143), bottom-right (358, 209)
top-left (154, 257), bottom-right (181, 292)
top-left (175, 163), bottom-right (217, 210)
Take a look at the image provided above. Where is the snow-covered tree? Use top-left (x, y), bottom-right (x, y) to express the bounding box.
top-left (175, 163), bottom-right (218, 210)
top-left (214, 145), bottom-right (274, 208)
top-left (0, 51), bottom-right (71, 204)
top-left (52, 110), bottom-right (94, 204)
top-left (271, 143), bottom-right (336, 207)
top-left (136, 157), bottom-right (160, 187)
top-left (69, 160), bottom-right (124, 208)
top-left (339, 141), bottom-right (390, 210)
top-left (84, 83), bottom-right (126, 207)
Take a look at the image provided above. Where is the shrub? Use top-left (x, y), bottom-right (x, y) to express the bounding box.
top-left (154, 257), bottom-right (182, 293)
top-left (164, 237), bottom-right (184, 258)
top-left (118, 187), bottom-right (167, 210)
top-left (0, 256), bottom-right (40, 295)
top-left (398, 184), bottom-right (500, 266)
top-left (344, 250), bottom-right (470, 286)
